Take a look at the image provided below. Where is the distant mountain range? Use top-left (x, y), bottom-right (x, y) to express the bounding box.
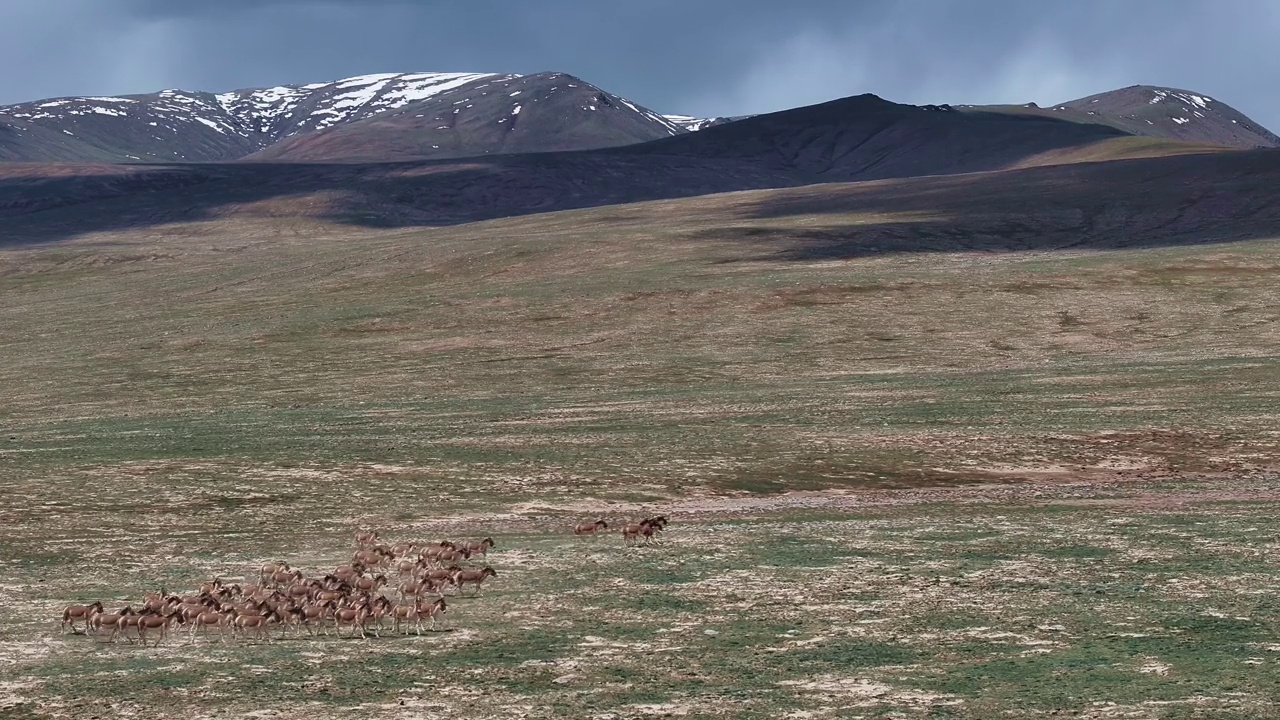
top-left (0, 72), bottom-right (1274, 165)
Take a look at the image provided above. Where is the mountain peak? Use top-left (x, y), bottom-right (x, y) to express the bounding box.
top-left (1057, 85), bottom-right (1278, 148)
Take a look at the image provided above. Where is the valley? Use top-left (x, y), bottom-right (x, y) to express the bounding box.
top-left (2, 66), bottom-right (1280, 718)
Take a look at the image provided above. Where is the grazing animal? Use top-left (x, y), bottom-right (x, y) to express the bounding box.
top-left (574, 519), bottom-right (609, 536)
top-left (60, 601), bottom-right (103, 634)
top-left (355, 530), bottom-right (380, 548)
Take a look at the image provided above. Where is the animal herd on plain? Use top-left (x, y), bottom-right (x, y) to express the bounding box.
top-left (58, 515), bottom-right (671, 647)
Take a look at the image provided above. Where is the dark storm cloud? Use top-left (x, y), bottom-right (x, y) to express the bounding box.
top-left (2, 0), bottom-right (1278, 130)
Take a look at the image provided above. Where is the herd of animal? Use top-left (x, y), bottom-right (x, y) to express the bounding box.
top-left (57, 531), bottom-right (499, 646)
top-left (57, 515), bottom-right (671, 647)
top-left (574, 515), bottom-right (668, 543)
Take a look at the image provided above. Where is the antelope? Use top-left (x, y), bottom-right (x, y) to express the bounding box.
top-left (60, 601), bottom-right (103, 633)
top-left (199, 577), bottom-right (224, 595)
top-left (355, 530), bottom-right (379, 548)
top-left (451, 567), bottom-right (497, 596)
top-left (574, 520), bottom-right (608, 535)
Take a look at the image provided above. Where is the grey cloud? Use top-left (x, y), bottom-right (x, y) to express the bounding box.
top-left (1, 0), bottom-right (1277, 132)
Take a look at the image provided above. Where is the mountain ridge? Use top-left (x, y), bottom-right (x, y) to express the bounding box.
top-left (1, 73), bottom-right (1274, 165)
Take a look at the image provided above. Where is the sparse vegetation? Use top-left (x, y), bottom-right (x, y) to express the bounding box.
top-left (2, 178), bottom-right (1280, 717)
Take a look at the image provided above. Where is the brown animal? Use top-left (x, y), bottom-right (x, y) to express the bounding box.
top-left (269, 568), bottom-right (304, 587)
top-left (189, 609), bottom-right (233, 642)
top-left (258, 562), bottom-right (291, 585)
top-left (395, 558), bottom-right (418, 578)
top-left (622, 519), bottom-right (656, 544)
top-left (644, 515), bottom-right (669, 530)
top-left (354, 573), bottom-right (388, 595)
top-left (459, 538), bottom-right (496, 558)
top-left (134, 612), bottom-right (180, 647)
top-left (234, 610), bottom-right (281, 642)
top-left (390, 541), bottom-right (418, 556)
top-left (451, 567), bottom-right (497, 596)
top-left (333, 605), bottom-right (370, 639)
top-left (392, 597), bottom-right (448, 634)
top-left (355, 530), bottom-right (380, 547)
top-left (60, 601), bottom-right (103, 633)
top-left (419, 541), bottom-right (459, 565)
top-left (574, 520), bottom-right (608, 535)
top-left (300, 601), bottom-right (337, 636)
top-left (90, 606), bottom-right (136, 642)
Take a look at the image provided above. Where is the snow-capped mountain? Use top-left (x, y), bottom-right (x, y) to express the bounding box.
top-left (0, 71), bottom-right (708, 163)
top-left (250, 72), bottom-right (694, 162)
top-left (661, 114), bottom-right (748, 132)
top-left (1055, 85), bottom-right (1280, 148)
top-left (0, 74), bottom-right (1273, 166)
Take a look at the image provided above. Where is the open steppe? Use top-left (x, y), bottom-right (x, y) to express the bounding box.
top-left (4, 153), bottom-right (1280, 718)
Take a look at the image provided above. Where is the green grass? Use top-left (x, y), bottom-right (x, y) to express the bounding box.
top-left (2, 181), bottom-right (1280, 717)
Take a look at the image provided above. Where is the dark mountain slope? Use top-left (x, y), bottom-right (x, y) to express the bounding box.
top-left (614, 94), bottom-right (1131, 180)
top-left (249, 73), bottom-right (685, 162)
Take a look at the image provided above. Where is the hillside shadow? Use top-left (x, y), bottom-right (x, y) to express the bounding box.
top-left (723, 149), bottom-right (1280, 260)
top-left (0, 152), bottom-right (799, 249)
top-left (1, 147), bottom-right (1278, 255)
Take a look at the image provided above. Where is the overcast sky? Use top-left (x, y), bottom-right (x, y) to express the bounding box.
top-left (3, 0), bottom-right (1278, 130)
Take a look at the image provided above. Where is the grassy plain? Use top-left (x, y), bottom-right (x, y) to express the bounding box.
top-left (2, 175), bottom-right (1280, 717)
